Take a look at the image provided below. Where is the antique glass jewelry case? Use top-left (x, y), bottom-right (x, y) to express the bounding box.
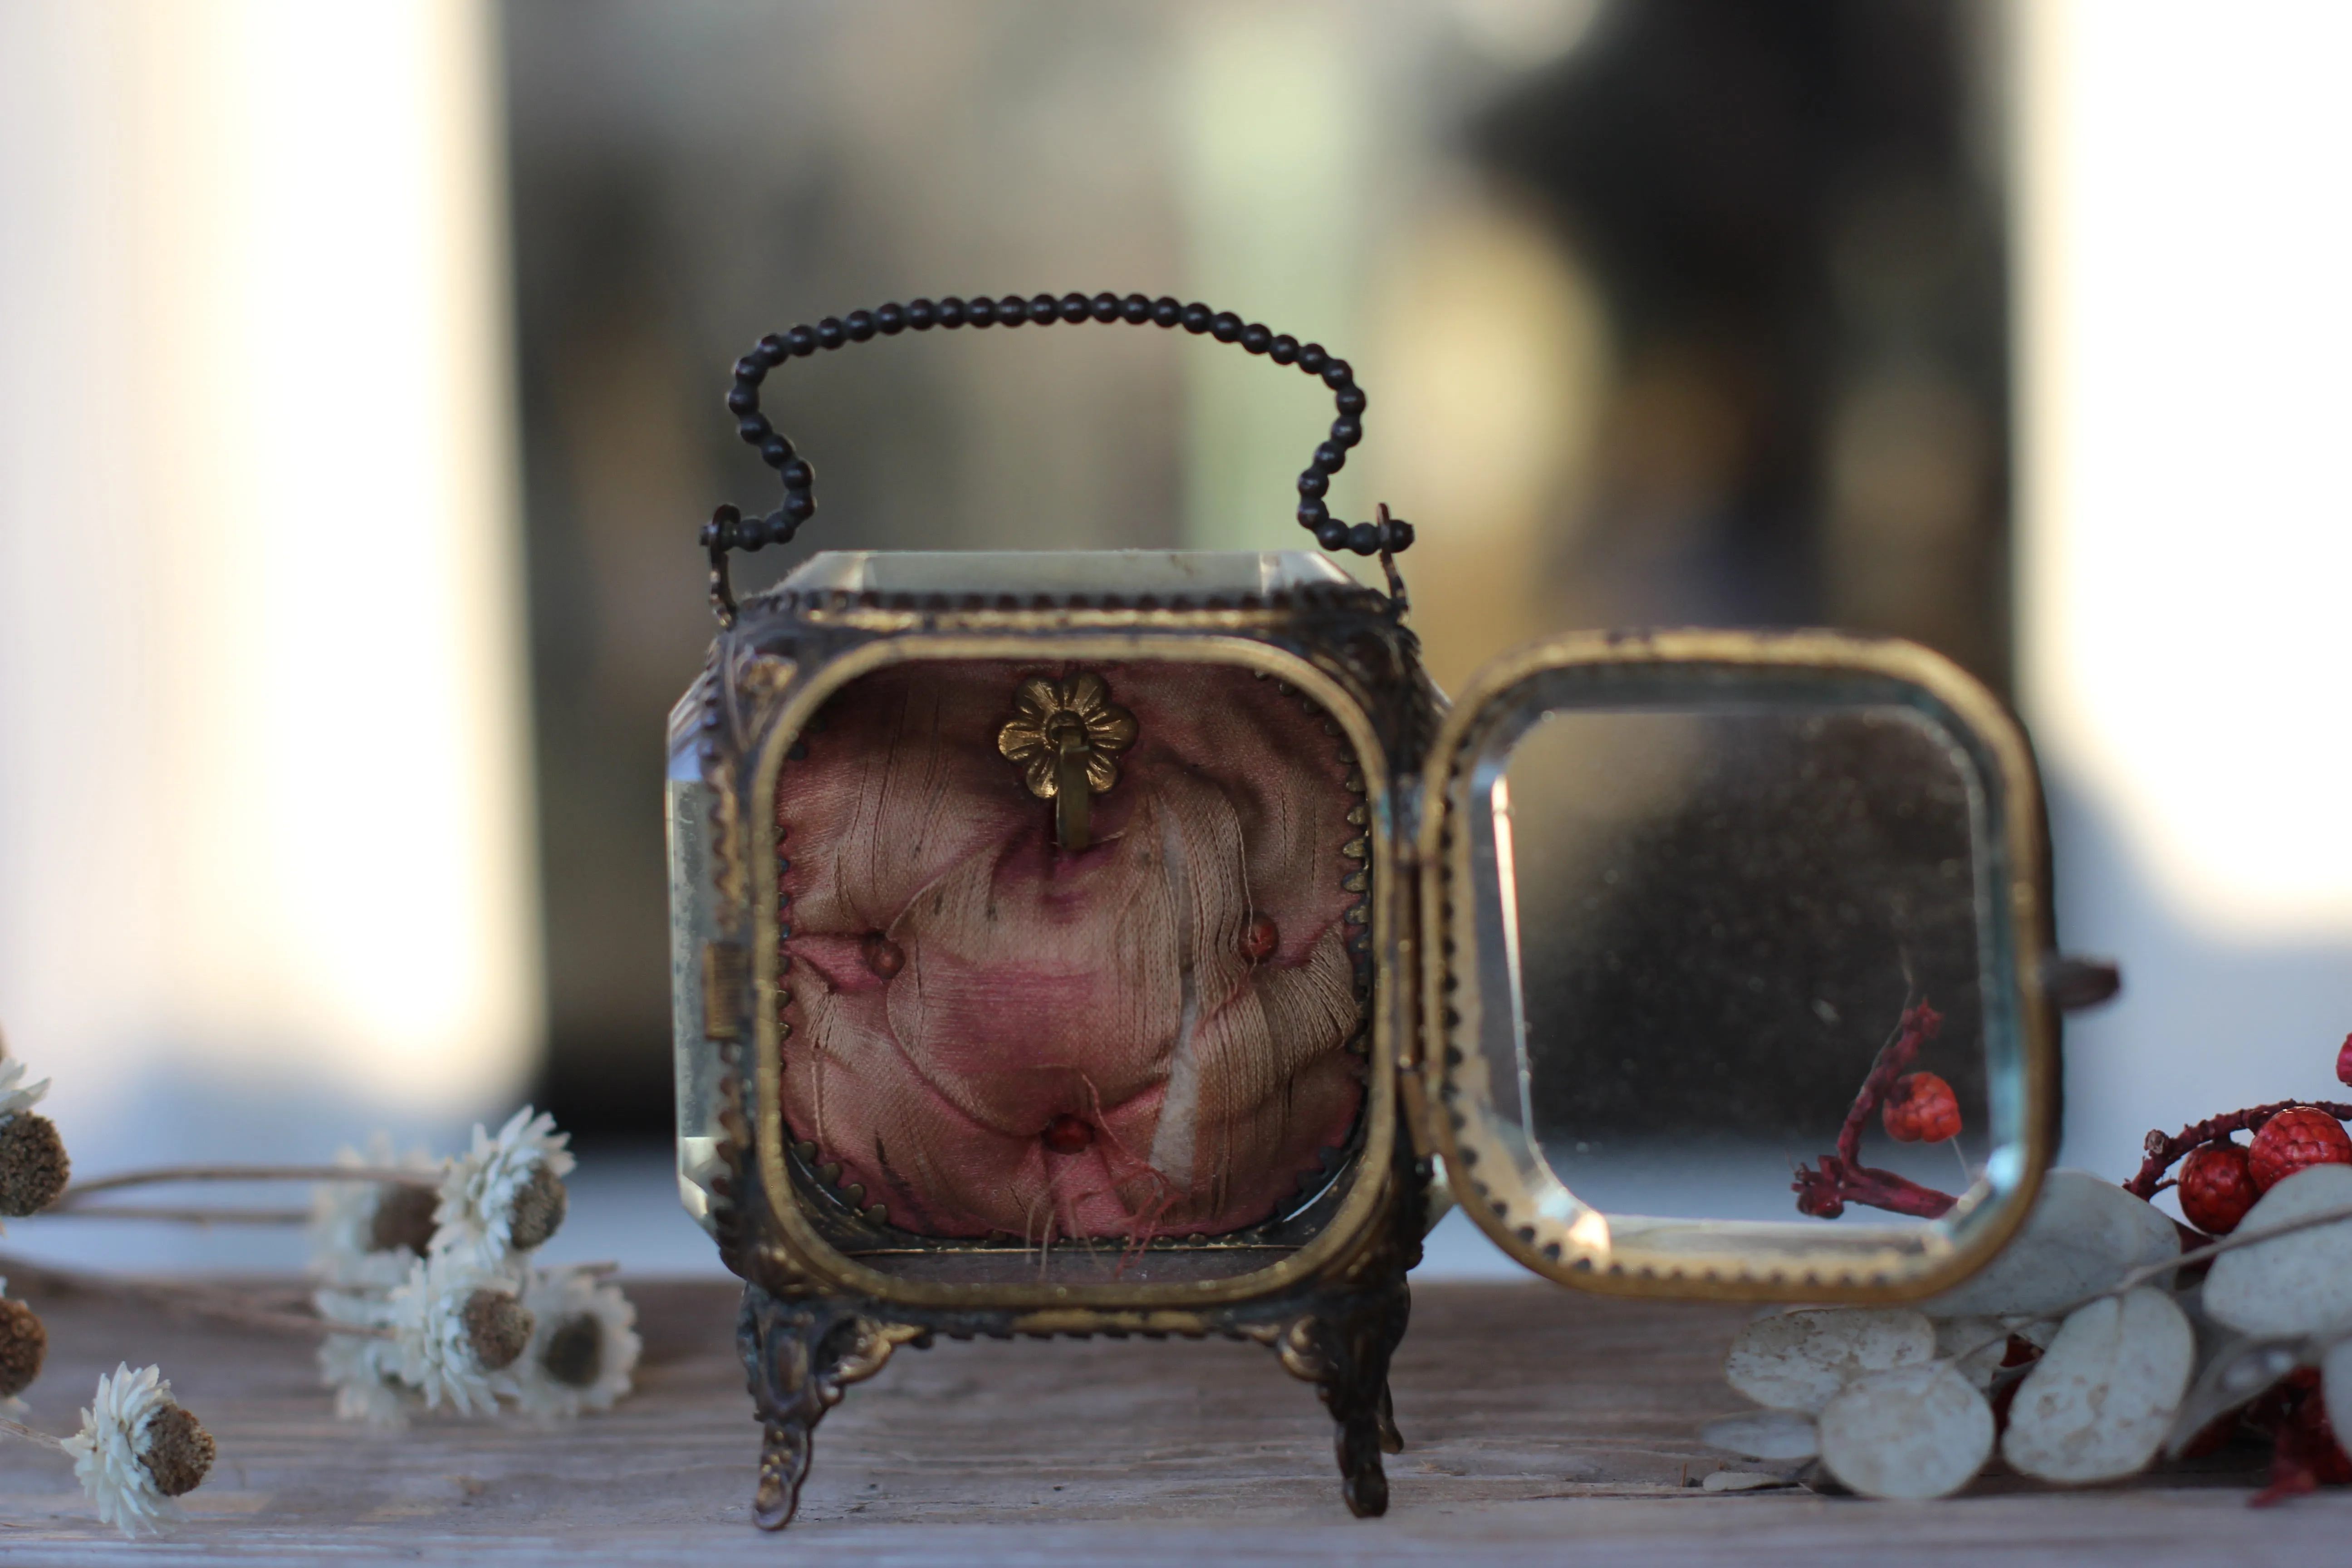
top-left (666, 293), bottom-right (2084, 1529)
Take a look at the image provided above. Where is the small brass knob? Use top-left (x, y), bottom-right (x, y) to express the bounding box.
top-left (996, 671), bottom-right (1137, 853)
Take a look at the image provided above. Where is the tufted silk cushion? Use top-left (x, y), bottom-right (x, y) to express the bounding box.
top-left (776, 659), bottom-right (1366, 1241)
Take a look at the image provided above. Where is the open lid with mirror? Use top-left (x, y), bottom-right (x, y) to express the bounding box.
top-left (1413, 629), bottom-right (2061, 1300)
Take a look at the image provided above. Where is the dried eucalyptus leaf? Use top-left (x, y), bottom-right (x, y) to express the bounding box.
top-left (1724, 1308), bottom-right (1936, 1414)
top-left (2164, 1335), bottom-right (2303, 1459)
top-left (2321, 1337), bottom-right (2352, 1444)
top-left (1817, 1362), bottom-right (1994, 1499)
top-left (2001, 1288), bottom-right (2195, 1483)
top-left (2006, 1314), bottom-right (2060, 1350)
top-left (1702, 1470), bottom-right (1792, 1492)
top-left (1700, 1409), bottom-right (1819, 1461)
top-left (1934, 1317), bottom-right (2013, 1391)
top-left (1921, 1171), bottom-right (2179, 1318)
top-left (2203, 1165), bottom-right (2352, 1339)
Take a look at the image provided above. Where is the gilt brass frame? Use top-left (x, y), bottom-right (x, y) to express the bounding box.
top-left (1416, 628), bottom-right (2060, 1302)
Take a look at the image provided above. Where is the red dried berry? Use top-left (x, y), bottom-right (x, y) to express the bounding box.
top-left (2247, 1107), bottom-right (2352, 1191)
top-left (2337, 1031), bottom-right (2352, 1090)
top-left (1881, 1072), bottom-right (1962, 1144)
top-left (1240, 913), bottom-right (1279, 964)
top-left (1041, 1114), bottom-right (1094, 1156)
top-left (2176, 1141), bottom-right (2259, 1234)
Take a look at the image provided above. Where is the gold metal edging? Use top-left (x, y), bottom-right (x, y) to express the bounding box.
top-left (1412, 627), bottom-right (2058, 1302)
top-left (747, 629), bottom-right (1400, 1314)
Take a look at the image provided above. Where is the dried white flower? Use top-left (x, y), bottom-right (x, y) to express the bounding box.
top-left (315, 1289), bottom-right (417, 1428)
top-left (1816, 1361), bottom-right (1993, 1500)
top-left (311, 1133), bottom-right (445, 1289)
top-left (1723, 1308), bottom-right (1936, 1414)
top-left (59, 1363), bottom-right (214, 1538)
top-left (433, 1107), bottom-right (575, 1269)
top-left (0, 1277), bottom-right (42, 1411)
top-left (0, 1054), bottom-right (49, 1122)
top-left (386, 1256), bottom-right (533, 1416)
top-left (2002, 1287), bottom-right (2195, 1483)
top-left (513, 1267), bottom-right (641, 1420)
top-left (0, 1049), bottom-right (65, 1225)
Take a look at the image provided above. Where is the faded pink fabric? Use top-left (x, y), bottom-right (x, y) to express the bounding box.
top-left (777, 659), bottom-right (1365, 1240)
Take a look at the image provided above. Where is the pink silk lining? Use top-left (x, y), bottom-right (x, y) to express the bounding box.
top-left (777, 659), bottom-right (1366, 1240)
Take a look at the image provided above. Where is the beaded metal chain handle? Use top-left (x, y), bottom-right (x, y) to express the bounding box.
top-left (702, 291), bottom-right (1414, 622)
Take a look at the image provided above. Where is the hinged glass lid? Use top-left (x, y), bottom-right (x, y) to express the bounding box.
top-left (1418, 630), bottom-right (2059, 1298)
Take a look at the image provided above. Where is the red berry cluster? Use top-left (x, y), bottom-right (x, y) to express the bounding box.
top-left (2173, 1109), bottom-right (2352, 1236)
top-left (2112, 1029), bottom-right (2352, 1505)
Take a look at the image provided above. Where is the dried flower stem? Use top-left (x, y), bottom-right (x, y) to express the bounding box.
top-left (0, 1414), bottom-right (68, 1454)
top-left (2124, 1102), bottom-right (2352, 1200)
top-left (0, 1254), bottom-right (393, 1341)
top-left (61, 1165), bottom-right (438, 1202)
top-left (41, 1206), bottom-right (311, 1225)
top-left (1791, 1000), bottom-right (1959, 1220)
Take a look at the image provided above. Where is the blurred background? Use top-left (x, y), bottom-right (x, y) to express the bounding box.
top-left (0, 0), bottom-right (2346, 1274)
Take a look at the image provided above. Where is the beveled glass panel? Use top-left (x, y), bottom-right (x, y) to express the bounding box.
top-left (1425, 636), bottom-right (2054, 1296)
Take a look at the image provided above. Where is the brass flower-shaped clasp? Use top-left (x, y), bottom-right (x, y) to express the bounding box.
top-left (996, 671), bottom-right (1137, 853)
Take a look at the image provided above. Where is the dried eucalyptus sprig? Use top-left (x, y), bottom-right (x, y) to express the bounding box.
top-left (1739, 1024), bottom-right (2352, 1504)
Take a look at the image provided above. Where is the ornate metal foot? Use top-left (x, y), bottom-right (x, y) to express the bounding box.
top-left (1259, 1279), bottom-right (1412, 1517)
top-left (737, 1286), bottom-right (927, 1530)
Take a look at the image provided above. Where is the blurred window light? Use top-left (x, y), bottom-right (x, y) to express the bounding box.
top-left (1450, 0), bottom-right (1609, 67)
top-left (1174, 0), bottom-right (1371, 554)
top-left (1367, 199), bottom-right (1609, 690)
top-left (0, 0), bottom-right (537, 1163)
top-left (2017, 0), bottom-right (2352, 937)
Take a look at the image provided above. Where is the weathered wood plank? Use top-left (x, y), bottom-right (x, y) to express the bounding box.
top-left (0, 1277), bottom-right (2332, 1564)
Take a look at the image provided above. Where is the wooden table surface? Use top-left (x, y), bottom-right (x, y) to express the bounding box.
top-left (0, 1274), bottom-right (2334, 1564)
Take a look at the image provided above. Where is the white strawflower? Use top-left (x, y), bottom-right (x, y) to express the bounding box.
top-left (0, 1039), bottom-right (67, 1224)
top-left (433, 1107), bottom-right (575, 1269)
top-left (311, 1133), bottom-right (446, 1288)
top-left (60, 1363), bottom-right (215, 1538)
top-left (315, 1290), bottom-right (417, 1428)
top-left (0, 1053), bottom-right (49, 1122)
top-left (386, 1256), bottom-right (533, 1416)
top-left (513, 1267), bottom-right (641, 1420)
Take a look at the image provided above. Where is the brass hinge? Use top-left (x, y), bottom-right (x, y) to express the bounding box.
top-left (703, 940), bottom-right (748, 1041)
